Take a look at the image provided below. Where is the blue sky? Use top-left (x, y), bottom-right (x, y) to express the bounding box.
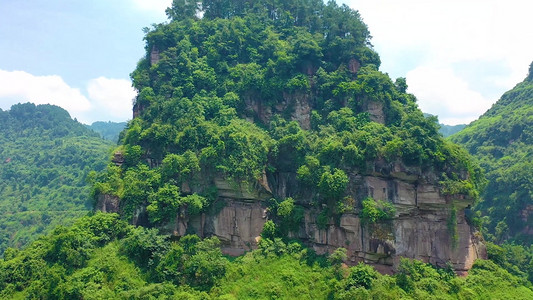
top-left (0, 0), bottom-right (532, 125)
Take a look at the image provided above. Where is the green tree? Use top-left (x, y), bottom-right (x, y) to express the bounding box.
top-left (166, 0), bottom-right (200, 21)
top-left (318, 168), bottom-right (349, 200)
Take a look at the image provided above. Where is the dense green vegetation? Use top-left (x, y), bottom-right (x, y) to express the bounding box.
top-left (4, 1), bottom-right (532, 298)
top-left (0, 103), bottom-right (113, 255)
top-left (451, 64), bottom-right (533, 245)
top-left (92, 0), bottom-right (483, 228)
top-left (1, 213), bottom-right (532, 299)
top-left (86, 121), bottom-right (127, 143)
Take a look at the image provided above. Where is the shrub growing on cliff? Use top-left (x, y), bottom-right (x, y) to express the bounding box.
top-left (272, 197), bottom-right (305, 235)
top-left (360, 197), bottom-right (395, 224)
top-left (261, 220), bottom-right (278, 240)
top-left (318, 168), bottom-right (349, 200)
top-left (447, 204), bottom-right (459, 248)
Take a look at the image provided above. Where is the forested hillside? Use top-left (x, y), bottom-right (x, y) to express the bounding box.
top-left (86, 121), bottom-right (127, 143)
top-left (0, 103), bottom-right (113, 255)
top-left (451, 63), bottom-right (533, 245)
top-left (1, 213), bottom-right (532, 299)
top-left (423, 113), bottom-right (466, 137)
top-left (439, 123), bottom-right (466, 138)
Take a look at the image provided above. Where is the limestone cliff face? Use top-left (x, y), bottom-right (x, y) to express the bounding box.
top-left (100, 144), bottom-right (484, 274)
top-left (96, 194), bottom-right (120, 213)
top-left (137, 161), bottom-right (485, 273)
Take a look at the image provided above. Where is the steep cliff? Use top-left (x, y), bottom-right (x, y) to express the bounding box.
top-left (94, 0), bottom-right (485, 273)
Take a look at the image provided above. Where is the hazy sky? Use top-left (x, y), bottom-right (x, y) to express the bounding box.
top-left (0, 0), bottom-right (531, 125)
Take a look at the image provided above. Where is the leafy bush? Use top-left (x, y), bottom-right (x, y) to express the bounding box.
top-left (344, 262), bottom-right (379, 289)
top-left (360, 197), bottom-right (395, 224)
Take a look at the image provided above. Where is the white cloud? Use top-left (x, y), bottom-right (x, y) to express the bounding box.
top-left (343, 0), bottom-right (533, 124)
top-left (87, 77), bottom-right (137, 122)
top-left (0, 70), bottom-right (136, 124)
top-left (132, 0), bottom-right (172, 18)
top-left (0, 70), bottom-right (92, 114)
top-left (406, 65), bottom-right (493, 125)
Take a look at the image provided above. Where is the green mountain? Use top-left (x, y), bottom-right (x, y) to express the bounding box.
top-left (86, 121), bottom-right (127, 143)
top-left (1, 1), bottom-right (533, 298)
top-left (92, 0), bottom-right (484, 275)
top-left (450, 63), bottom-right (533, 245)
top-left (439, 123), bottom-right (466, 137)
top-left (0, 103), bottom-right (113, 255)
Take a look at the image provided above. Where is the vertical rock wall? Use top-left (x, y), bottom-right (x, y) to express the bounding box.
top-left (177, 171), bottom-right (485, 274)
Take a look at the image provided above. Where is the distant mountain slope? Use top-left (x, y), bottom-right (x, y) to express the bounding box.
top-left (86, 121), bottom-right (127, 143)
top-left (450, 63), bottom-right (533, 245)
top-left (423, 113), bottom-right (466, 137)
top-left (439, 123), bottom-right (466, 137)
top-left (0, 103), bottom-right (113, 255)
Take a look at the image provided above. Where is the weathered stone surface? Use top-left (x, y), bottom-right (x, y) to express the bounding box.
top-left (111, 151), bottom-right (124, 167)
top-left (185, 171), bottom-right (485, 273)
top-left (520, 205), bottom-right (533, 235)
top-left (244, 92), bottom-right (312, 130)
top-left (244, 95), bottom-right (272, 125)
top-left (366, 101), bottom-right (384, 124)
top-left (417, 184), bottom-right (447, 207)
top-left (150, 46), bottom-right (160, 65)
top-left (96, 194), bottom-right (120, 213)
top-left (290, 93), bottom-right (311, 130)
top-left (100, 164), bottom-right (483, 273)
top-left (203, 200), bottom-right (267, 253)
top-left (101, 162), bottom-right (483, 274)
top-left (214, 177), bottom-right (271, 201)
top-left (349, 58), bottom-right (361, 74)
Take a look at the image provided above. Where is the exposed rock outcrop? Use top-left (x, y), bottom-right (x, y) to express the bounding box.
top-left (148, 164), bottom-right (485, 274)
top-left (244, 91), bottom-right (312, 130)
top-left (96, 194), bottom-right (120, 214)
top-left (349, 58), bottom-right (361, 74)
top-left (521, 205), bottom-right (533, 235)
top-left (150, 46), bottom-right (160, 65)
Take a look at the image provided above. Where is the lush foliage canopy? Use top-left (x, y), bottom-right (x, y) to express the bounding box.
top-left (1, 1), bottom-right (532, 299)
